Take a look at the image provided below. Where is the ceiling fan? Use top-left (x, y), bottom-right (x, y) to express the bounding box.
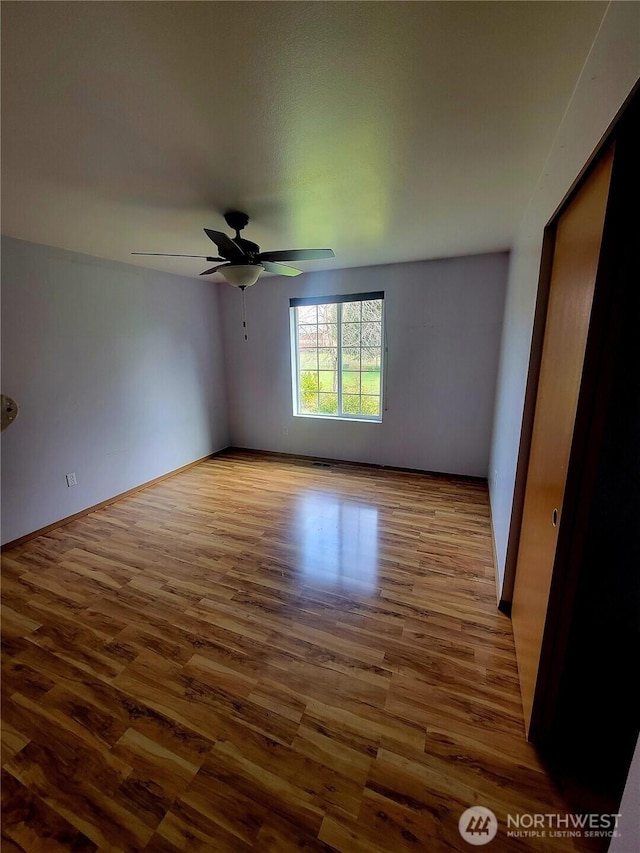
top-left (133, 211), bottom-right (335, 288)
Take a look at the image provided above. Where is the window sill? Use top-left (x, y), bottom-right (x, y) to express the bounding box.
top-left (293, 413), bottom-right (383, 424)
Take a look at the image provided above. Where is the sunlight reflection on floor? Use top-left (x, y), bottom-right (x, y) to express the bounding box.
top-left (293, 493), bottom-right (379, 594)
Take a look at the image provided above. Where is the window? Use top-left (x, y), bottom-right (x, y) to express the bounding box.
top-left (290, 291), bottom-right (384, 421)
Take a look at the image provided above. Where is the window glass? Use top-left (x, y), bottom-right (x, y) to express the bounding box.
top-left (291, 295), bottom-right (384, 421)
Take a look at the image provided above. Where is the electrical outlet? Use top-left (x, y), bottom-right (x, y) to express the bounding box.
top-left (66, 472), bottom-right (77, 487)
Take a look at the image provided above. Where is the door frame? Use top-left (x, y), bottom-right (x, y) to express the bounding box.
top-left (501, 81), bottom-right (640, 613)
top-left (510, 85), bottom-right (639, 742)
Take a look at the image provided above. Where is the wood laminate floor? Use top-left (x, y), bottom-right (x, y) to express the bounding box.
top-left (1, 450), bottom-right (601, 852)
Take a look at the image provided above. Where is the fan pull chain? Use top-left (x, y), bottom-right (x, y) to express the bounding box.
top-left (240, 286), bottom-right (248, 341)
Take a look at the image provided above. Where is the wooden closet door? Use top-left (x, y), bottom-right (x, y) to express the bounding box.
top-left (512, 146), bottom-right (614, 737)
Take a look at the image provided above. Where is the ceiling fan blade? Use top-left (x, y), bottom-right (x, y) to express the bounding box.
top-left (203, 229), bottom-right (245, 259)
top-left (200, 264), bottom-right (229, 276)
top-left (261, 261), bottom-right (303, 277)
top-left (258, 248), bottom-right (335, 263)
top-left (132, 253), bottom-right (225, 260)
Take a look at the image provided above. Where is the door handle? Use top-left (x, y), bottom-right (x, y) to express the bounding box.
top-left (552, 508), bottom-right (558, 527)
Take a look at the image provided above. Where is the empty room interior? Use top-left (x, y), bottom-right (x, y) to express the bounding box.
top-left (1, 3), bottom-right (639, 852)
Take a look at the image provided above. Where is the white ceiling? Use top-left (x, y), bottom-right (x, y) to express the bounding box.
top-left (1, 2), bottom-right (607, 280)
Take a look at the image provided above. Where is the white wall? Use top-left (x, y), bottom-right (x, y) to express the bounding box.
top-left (1, 237), bottom-right (229, 545)
top-left (489, 2), bottom-right (640, 601)
top-left (220, 253), bottom-right (507, 478)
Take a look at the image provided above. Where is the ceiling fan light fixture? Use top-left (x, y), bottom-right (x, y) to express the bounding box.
top-left (222, 264), bottom-right (263, 288)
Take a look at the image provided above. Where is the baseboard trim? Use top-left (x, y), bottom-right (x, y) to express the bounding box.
top-left (1, 450), bottom-right (227, 552)
top-left (487, 486), bottom-right (507, 611)
top-left (226, 446), bottom-right (488, 484)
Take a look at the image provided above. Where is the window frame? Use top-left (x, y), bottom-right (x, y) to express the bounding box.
top-left (290, 292), bottom-right (385, 423)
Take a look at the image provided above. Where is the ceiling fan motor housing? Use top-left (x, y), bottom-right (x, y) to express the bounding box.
top-left (223, 211), bottom-right (260, 258)
top-left (224, 210), bottom-right (250, 233)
